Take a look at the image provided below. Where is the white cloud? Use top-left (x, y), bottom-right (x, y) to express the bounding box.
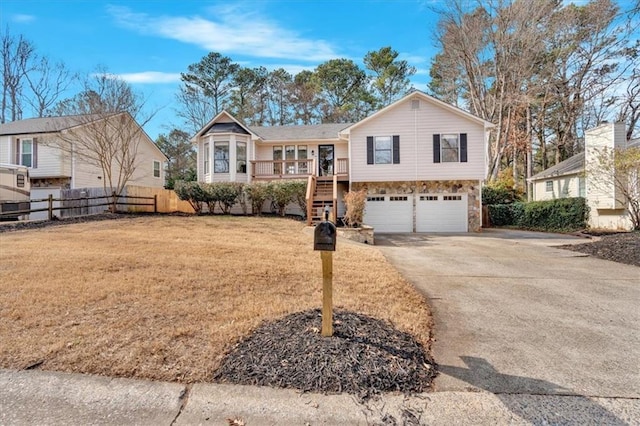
top-left (97, 71), bottom-right (182, 84)
top-left (116, 71), bottom-right (182, 84)
top-left (400, 54), bottom-right (427, 65)
top-left (12, 14), bottom-right (36, 23)
top-left (107, 5), bottom-right (339, 62)
top-left (265, 63), bottom-right (316, 75)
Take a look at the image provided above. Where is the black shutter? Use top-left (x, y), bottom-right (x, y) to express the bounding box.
top-left (433, 134), bottom-right (441, 163)
top-left (460, 133), bottom-right (467, 163)
top-left (392, 135), bottom-right (400, 164)
top-left (33, 137), bottom-right (38, 168)
top-left (15, 138), bottom-right (20, 164)
top-left (367, 136), bottom-right (374, 164)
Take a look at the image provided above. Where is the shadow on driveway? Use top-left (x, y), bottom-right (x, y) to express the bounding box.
top-left (439, 356), bottom-right (628, 425)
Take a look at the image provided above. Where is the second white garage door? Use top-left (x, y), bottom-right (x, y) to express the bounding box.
top-left (364, 195), bottom-right (412, 233)
top-left (416, 194), bottom-right (468, 232)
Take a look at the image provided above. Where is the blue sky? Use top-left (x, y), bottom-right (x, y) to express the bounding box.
top-left (1, 0), bottom-right (444, 140)
top-left (1, 1), bottom-right (637, 140)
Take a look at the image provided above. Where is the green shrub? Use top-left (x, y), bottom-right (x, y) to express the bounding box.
top-left (212, 182), bottom-right (244, 214)
top-left (201, 183), bottom-right (218, 213)
top-left (488, 197), bottom-right (588, 232)
top-left (269, 181), bottom-right (295, 216)
top-left (244, 182), bottom-right (272, 216)
top-left (174, 181), bottom-right (206, 214)
top-left (487, 204), bottom-right (516, 226)
top-left (482, 185), bottom-right (522, 205)
top-left (286, 180), bottom-right (308, 218)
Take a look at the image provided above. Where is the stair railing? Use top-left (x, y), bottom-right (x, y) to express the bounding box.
top-left (306, 175), bottom-right (316, 226)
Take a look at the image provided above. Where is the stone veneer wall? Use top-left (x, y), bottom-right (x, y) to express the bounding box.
top-left (351, 180), bottom-right (481, 232)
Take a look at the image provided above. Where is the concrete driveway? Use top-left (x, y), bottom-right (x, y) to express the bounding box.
top-left (376, 229), bottom-right (640, 402)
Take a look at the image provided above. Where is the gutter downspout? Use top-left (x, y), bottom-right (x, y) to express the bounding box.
top-left (414, 107), bottom-right (418, 233)
top-left (71, 141), bottom-right (76, 189)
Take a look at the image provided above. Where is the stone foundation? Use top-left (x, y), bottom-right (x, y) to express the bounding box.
top-left (351, 180), bottom-right (481, 232)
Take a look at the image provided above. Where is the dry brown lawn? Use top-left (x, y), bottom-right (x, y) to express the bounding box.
top-left (0, 215), bottom-right (431, 383)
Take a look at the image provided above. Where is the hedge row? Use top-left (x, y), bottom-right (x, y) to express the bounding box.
top-left (488, 197), bottom-right (589, 232)
top-left (174, 180), bottom-right (307, 217)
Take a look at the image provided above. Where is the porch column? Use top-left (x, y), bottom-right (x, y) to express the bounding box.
top-left (229, 134), bottom-right (236, 182)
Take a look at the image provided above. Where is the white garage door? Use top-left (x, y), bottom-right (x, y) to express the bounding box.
top-left (364, 195), bottom-right (412, 233)
top-left (416, 194), bottom-right (468, 232)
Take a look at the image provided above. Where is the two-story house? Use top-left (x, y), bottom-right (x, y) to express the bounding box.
top-left (192, 91), bottom-right (494, 233)
top-left (0, 113), bottom-right (168, 214)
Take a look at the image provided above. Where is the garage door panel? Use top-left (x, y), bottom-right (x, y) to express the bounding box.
top-left (416, 194), bottom-right (467, 232)
top-left (364, 195), bottom-right (412, 233)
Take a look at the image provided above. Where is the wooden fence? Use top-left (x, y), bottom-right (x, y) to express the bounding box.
top-left (0, 185), bottom-right (194, 221)
top-left (124, 186), bottom-right (195, 214)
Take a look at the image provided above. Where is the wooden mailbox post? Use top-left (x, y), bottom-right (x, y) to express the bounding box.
top-left (313, 210), bottom-right (336, 337)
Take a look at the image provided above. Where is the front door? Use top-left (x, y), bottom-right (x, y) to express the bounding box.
top-left (318, 145), bottom-right (334, 176)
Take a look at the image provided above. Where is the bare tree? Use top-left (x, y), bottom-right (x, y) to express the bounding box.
top-left (175, 84), bottom-right (215, 136)
top-left (24, 55), bottom-right (76, 117)
top-left (48, 70), bottom-right (155, 210)
top-left (1, 27), bottom-right (35, 123)
top-left (617, 67), bottom-right (640, 141)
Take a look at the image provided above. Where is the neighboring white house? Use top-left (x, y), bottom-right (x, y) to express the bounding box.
top-left (0, 113), bottom-right (168, 218)
top-left (192, 91), bottom-right (494, 233)
top-left (529, 122), bottom-right (638, 230)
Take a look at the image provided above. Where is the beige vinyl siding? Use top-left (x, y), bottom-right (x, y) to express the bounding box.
top-left (532, 175), bottom-right (582, 201)
top-left (585, 123), bottom-right (627, 210)
top-left (127, 134), bottom-right (165, 188)
top-left (350, 97), bottom-right (486, 183)
top-left (0, 136), bottom-right (10, 163)
top-left (2, 134), bottom-right (69, 178)
top-left (71, 132), bottom-right (165, 189)
top-left (29, 140), bottom-right (68, 178)
top-left (254, 141), bottom-right (346, 161)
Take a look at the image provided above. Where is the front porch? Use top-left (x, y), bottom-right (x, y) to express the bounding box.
top-left (250, 158), bottom-right (349, 181)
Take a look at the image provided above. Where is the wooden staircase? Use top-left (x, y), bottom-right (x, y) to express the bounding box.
top-left (306, 175), bottom-right (338, 225)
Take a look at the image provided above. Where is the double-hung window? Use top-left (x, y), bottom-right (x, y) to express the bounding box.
top-left (20, 139), bottom-right (33, 167)
top-left (441, 134), bottom-right (459, 162)
top-left (214, 142), bottom-right (229, 173)
top-left (153, 160), bottom-right (161, 178)
top-left (366, 135), bottom-right (400, 165)
top-left (433, 133), bottom-right (468, 163)
top-left (298, 145), bottom-right (308, 174)
top-left (374, 136), bottom-right (392, 164)
top-left (236, 142), bottom-right (247, 173)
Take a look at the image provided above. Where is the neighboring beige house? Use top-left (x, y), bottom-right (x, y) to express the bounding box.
top-left (529, 153), bottom-right (585, 201)
top-left (0, 113), bottom-right (167, 218)
top-left (192, 91), bottom-right (494, 232)
top-left (529, 122), bottom-right (638, 230)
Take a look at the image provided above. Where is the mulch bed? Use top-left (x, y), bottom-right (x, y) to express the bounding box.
top-left (559, 232), bottom-right (640, 267)
top-left (213, 309), bottom-right (436, 398)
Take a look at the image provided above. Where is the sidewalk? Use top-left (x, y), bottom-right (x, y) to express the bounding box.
top-left (1, 369), bottom-right (638, 425)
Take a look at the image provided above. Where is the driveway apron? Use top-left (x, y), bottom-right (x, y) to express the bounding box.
top-left (375, 229), bottom-right (640, 399)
